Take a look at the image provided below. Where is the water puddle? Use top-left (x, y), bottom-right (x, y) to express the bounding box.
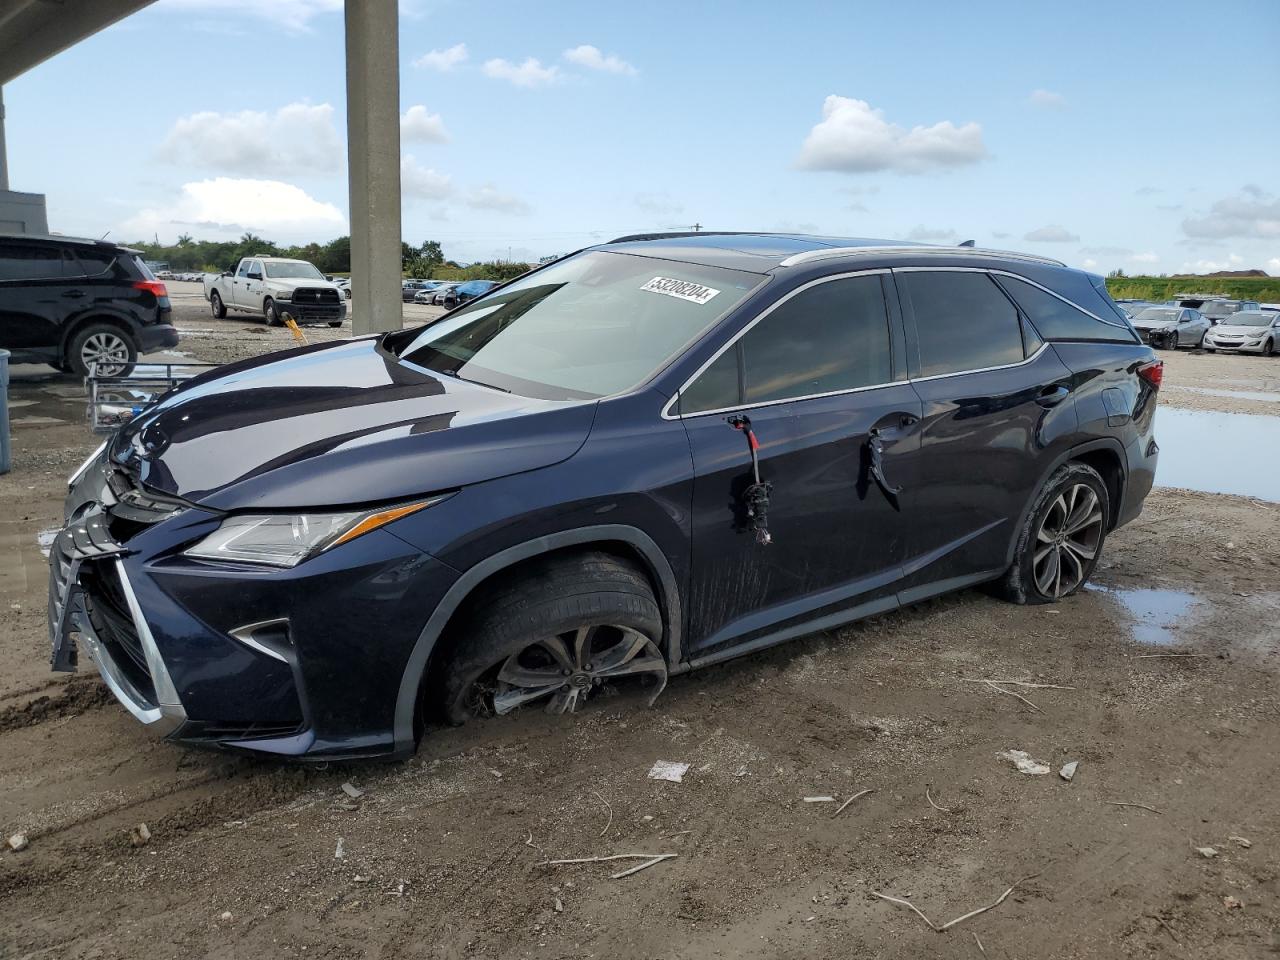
top-left (1090, 585), bottom-right (1200, 646)
top-left (1171, 386), bottom-right (1280, 404)
top-left (1156, 408), bottom-right (1280, 501)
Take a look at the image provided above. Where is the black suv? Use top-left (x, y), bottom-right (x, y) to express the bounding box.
top-left (0, 234), bottom-right (178, 376)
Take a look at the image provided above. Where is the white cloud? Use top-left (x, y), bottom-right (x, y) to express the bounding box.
top-left (796, 96), bottom-right (987, 175)
top-left (414, 43), bottom-right (468, 71)
top-left (634, 192), bottom-right (683, 216)
top-left (1082, 258), bottom-right (1098, 270)
top-left (483, 57), bottom-right (561, 87)
top-left (1079, 245), bottom-right (1132, 257)
top-left (1269, 257), bottom-right (1280, 274)
top-left (157, 0), bottom-right (342, 32)
top-left (1182, 186), bottom-right (1280, 239)
top-left (401, 156), bottom-right (453, 200)
top-left (907, 225), bottom-right (957, 241)
top-left (123, 178), bottom-right (345, 241)
top-left (563, 44), bottom-right (637, 75)
top-left (1131, 252), bottom-right (1159, 264)
top-left (1180, 254), bottom-right (1245, 273)
top-left (1024, 225), bottom-right (1079, 242)
top-left (466, 184), bottom-right (531, 214)
top-left (159, 102), bottom-right (342, 176)
top-left (400, 105), bottom-right (449, 143)
top-left (1028, 89), bottom-right (1067, 109)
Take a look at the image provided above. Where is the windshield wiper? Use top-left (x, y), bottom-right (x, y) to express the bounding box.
top-left (442, 369), bottom-right (511, 393)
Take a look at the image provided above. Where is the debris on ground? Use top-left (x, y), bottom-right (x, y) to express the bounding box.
top-left (1059, 761), bottom-right (1079, 782)
top-left (1223, 896), bottom-right (1243, 910)
top-left (539, 853), bottom-right (678, 880)
top-left (871, 874), bottom-right (1038, 932)
top-left (219, 911), bottom-right (232, 922)
top-left (1103, 800), bottom-right (1161, 814)
top-left (129, 823), bottom-right (151, 848)
top-left (8, 832), bottom-right (28, 852)
top-left (1228, 836), bottom-right (1252, 848)
top-left (1195, 846), bottom-right (1218, 859)
top-left (554, 898), bottom-right (564, 912)
top-left (340, 782), bottom-right (364, 800)
top-left (647, 760), bottom-right (689, 783)
top-left (803, 795), bottom-right (835, 803)
top-left (926, 788), bottom-right (953, 813)
top-left (832, 788), bottom-right (874, 817)
top-left (998, 750), bottom-right (1050, 775)
top-left (335, 837), bottom-right (345, 860)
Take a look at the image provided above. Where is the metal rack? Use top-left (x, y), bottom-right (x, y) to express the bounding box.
top-left (86, 362), bottom-right (219, 434)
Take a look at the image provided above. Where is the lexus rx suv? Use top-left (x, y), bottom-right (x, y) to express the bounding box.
top-left (48, 233), bottom-right (1160, 760)
top-left (0, 234), bottom-right (177, 376)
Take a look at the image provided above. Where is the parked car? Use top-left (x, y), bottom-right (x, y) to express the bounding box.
top-left (402, 280), bottom-right (428, 302)
top-left (1201, 310), bottom-right (1280, 355)
top-left (333, 278), bottom-right (352, 299)
top-left (430, 281), bottom-right (462, 305)
top-left (413, 281), bottom-right (448, 304)
top-left (204, 257), bottom-right (347, 327)
top-left (444, 279), bottom-right (498, 309)
top-left (1199, 299), bottom-right (1260, 325)
top-left (0, 233), bottom-right (178, 376)
top-left (1129, 306), bottom-right (1209, 348)
top-left (48, 232), bottom-right (1160, 759)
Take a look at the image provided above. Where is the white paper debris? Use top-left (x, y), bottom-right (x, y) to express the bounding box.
top-left (998, 749), bottom-right (1051, 776)
top-left (803, 796), bottom-right (836, 803)
top-left (1196, 846), bottom-right (1218, 859)
top-left (335, 837), bottom-right (346, 860)
top-left (648, 760), bottom-right (690, 783)
top-left (1059, 761), bottom-right (1079, 782)
top-left (340, 782), bottom-right (364, 799)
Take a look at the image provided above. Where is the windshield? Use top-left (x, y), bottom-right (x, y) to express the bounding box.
top-left (1135, 308), bottom-right (1179, 322)
top-left (265, 261), bottom-right (325, 280)
top-left (1201, 302), bottom-right (1238, 317)
top-left (385, 250), bottom-right (766, 401)
top-left (1222, 312), bottom-right (1270, 326)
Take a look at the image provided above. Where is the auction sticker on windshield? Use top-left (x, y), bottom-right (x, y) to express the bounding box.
top-left (640, 276), bottom-right (721, 305)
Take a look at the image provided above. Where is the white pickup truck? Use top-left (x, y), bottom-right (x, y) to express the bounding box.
top-left (203, 256), bottom-right (347, 327)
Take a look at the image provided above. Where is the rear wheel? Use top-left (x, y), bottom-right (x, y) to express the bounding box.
top-left (435, 552), bottom-right (666, 726)
top-left (67, 323), bottom-right (137, 378)
top-left (210, 291), bottom-right (226, 319)
top-left (994, 462), bottom-right (1109, 605)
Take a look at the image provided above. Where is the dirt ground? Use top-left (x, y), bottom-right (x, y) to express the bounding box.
top-left (1, 294), bottom-right (1277, 958)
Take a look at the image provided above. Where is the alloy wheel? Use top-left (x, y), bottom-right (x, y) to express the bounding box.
top-left (81, 331), bottom-right (130, 376)
top-left (484, 624), bottom-right (667, 716)
top-left (1033, 483), bottom-right (1103, 598)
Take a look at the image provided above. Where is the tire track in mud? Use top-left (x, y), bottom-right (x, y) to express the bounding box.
top-left (0, 677), bottom-right (113, 733)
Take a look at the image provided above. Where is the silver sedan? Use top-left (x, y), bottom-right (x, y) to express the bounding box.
top-left (1129, 307), bottom-right (1210, 349)
top-left (1202, 311), bottom-right (1280, 356)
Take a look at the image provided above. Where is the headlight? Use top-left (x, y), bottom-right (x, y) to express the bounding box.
top-left (274, 290), bottom-right (293, 301)
top-left (183, 496), bottom-right (450, 567)
top-left (68, 441), bottom-right (107, 489)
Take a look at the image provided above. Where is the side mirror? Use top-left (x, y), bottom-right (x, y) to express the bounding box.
top-left (247, 271), bottom-right (262, 281)
top-left (222, 271), bottom-right (233, 278)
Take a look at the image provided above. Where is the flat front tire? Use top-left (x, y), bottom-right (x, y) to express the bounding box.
top-left (434, 552), bottom-right (666, 726)
top-left (994, 462), bottom-right (1110, 605)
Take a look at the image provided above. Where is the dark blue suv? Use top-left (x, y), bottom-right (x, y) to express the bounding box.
top-left (48, 233), bottom-right (1160, 759)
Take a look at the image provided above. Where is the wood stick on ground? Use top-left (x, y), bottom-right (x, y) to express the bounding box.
top-left (609, 854), bottom-right (678, 879)
top-left (926, 788), bottom-right (953, 813)
top-left (592, 790), bottom-right (613, 838)
top-left (1103, 800), bottom-right (1162, 815)
top-left (540, 853), bottom-right (675, 866)
top-left (983, 679), bottom-right (1042, 712)
top-left (872, 875), bottom-right (1038, 933)
top-left (973, 931), bottom-right (987, 956)
top-left (959, 678), bottom-right (1074, 690)
top-left (1150, 914), bottom-right (1179, 943)
top-left (1134, 653), bottom-right (1211, 659)
top-left (832, 788), bottom-right (874, 818)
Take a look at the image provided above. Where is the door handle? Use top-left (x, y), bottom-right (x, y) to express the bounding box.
top-left (1035, 385), bottom-right (1071, 408)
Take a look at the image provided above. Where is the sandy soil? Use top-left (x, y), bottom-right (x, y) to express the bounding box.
top-left (1, 298), bottom-right (1277, 958)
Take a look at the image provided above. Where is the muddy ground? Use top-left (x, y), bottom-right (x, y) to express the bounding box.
top-left (1, 295), bottom-right (1277, 958)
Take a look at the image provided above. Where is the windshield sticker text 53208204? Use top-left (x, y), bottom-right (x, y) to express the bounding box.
top-left (639, 276), bottom-right (721, 305)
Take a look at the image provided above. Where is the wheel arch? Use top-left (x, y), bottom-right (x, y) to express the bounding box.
top-left (392, 524), bottom-right (683, 754)
top-left (1004, 437), bottom-right (1128, 568)
top-left (59, 312), bottom-right (138, 358)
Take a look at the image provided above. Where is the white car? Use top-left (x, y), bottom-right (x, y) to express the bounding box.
top-left (1202, 311), bottom-right (1280, 356)
top-left (1129, 306), bottom-right (1210, 350)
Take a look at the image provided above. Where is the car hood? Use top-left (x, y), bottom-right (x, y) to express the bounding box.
top-left (109, 337), bottom-right (597, 510)
top-left (1211, 324), bottom-right (1269, 336)
top-left (1131, 319), bottom-right (1176, 330)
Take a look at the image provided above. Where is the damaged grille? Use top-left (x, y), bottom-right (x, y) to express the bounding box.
top-left (79, 561), bottom-right (156, 703)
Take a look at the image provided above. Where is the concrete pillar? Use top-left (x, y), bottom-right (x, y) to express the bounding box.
top-left (344, 0), bottom-right (402, 335)
top-left (0, 86), bottom-right (9, 191)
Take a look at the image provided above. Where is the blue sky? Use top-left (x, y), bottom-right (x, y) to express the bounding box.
top-left (6, 0), bottom-right (1279, 272)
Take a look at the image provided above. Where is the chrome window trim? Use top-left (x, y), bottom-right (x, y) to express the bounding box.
top-left (660, 268), bottom-right (893, 421)
top-left (910, 342), bottom-right (1049, 384)
top-left (777, 245), bottom-right (1065, 268)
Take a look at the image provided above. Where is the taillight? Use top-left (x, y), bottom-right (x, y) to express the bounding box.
top-left (1137, 360), bottom-right (1163, 389)
top-left (132, 279), bottom-right (169, 298)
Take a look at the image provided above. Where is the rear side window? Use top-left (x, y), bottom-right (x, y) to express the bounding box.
top-left (0, 243), bottom-right (66, 281)
top-left (73, 249), bottom-right (117, 277)
top-left (999, 275), bottom-right (1136, 342)
top-left (900, 271), bottom-right (1024, 377)
top-left (680, 274), bottom-right (892, 412)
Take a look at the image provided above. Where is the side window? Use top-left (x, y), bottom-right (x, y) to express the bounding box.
top-left (901, 271), bottom-right (1024, 377)
top-left (679, 275), bottom-right (892, 413)
top-left (0, 243), bottom-right (66, 281)
top-left (236, 260), bottom-right (252, 278)
top-left (998, 275), bottom-right (1133, 342)
top-left (73, 249), bottom-right (116, 277)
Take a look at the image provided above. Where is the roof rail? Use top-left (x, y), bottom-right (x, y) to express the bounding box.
top-left (777, 245), bottom-right (1065, 268)
top-left (607, 230), bottom-right (759, 243)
